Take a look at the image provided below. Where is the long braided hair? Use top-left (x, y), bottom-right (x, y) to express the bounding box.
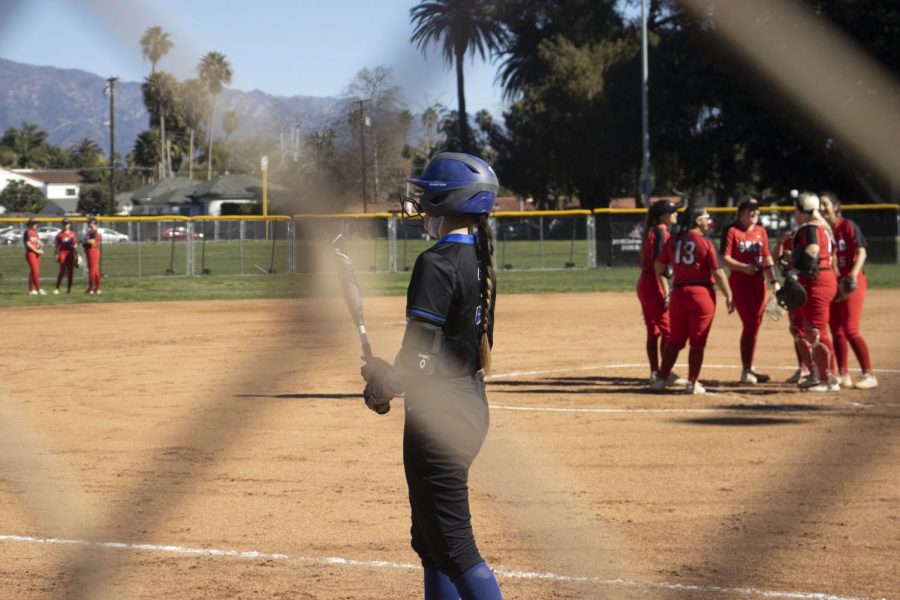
top-left (473, 214), bottom-right (495, 375)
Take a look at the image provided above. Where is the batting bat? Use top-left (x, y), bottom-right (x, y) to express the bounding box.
top-left (331, 234), bottom-right (372, 360)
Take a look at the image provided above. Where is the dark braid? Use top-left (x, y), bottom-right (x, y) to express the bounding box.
top-left (474, 214), bottom-right (495, 375)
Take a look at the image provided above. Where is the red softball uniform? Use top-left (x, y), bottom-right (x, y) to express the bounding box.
top-left (657, 230), bottom-right (719, 349)
top-left (636, 225), bottom-right (670, 337)
top-left (793, 222), bottom-right (837, 374)
top-left (722, 223), bottom-right (771, 369)
top-left (56, 230), bottom-right (77, 263)
top-left (829, 217), bottom-right (872, 373)
top-left (84, 229), bottom-right (102, 292)
top-left (24, 228), bottom-right (42, 292)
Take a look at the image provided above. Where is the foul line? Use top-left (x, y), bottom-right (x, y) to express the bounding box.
top-left (490, 363), bottom-right (900, 380)
top-left (0, 534), bottom-right (884, 600)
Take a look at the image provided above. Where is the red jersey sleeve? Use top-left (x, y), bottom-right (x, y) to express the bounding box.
top-left (656, 236), bottom-right (673, 266)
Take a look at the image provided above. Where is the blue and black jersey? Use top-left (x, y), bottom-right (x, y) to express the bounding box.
top-left (406, 233), bottom-right (495, 378)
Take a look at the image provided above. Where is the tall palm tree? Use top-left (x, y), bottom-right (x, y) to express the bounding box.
top-left (140, 26), bottom-right (173, 74)
top-left (410, 0), bottom-right (504, 153)
top-left (142, 71), bottom-right (178, 178)
top-left (179, 79), bottom-right (210, 180)
top-left (197, 51), bottom-right (233, 180)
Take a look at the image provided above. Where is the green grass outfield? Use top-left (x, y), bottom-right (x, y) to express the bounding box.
top-left (1, 264), bottom-right (897, 308)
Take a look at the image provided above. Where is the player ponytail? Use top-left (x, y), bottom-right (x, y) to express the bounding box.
top-left (474, 214), bottom-right (495, 375)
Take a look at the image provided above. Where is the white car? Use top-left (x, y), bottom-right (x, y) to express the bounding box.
top-left (97, 227), bottom-right (130, 243)
top-left (36, 226), bottom-right (62, 243)
top-left (1, 227), bottom-right (25, 245)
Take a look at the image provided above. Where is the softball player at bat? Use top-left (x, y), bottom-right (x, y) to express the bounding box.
top-left (719, 196), bottom-right (780, 384)
top-left (791, 192), bottom-right (839, 392)
top-left (820, 192), bottom-right (878, 389)
top-left (774, 231), bottom-right (812, 383)
top-left (83, 216), bottom-right (102, 294)
top-left (23, 217), bottom-right (47, 295)
top-left (361, 153), bottom-right (502, 600)
top-left (651, 206), bottom-right (735, 394)
top-left (53, 218), bottom-right (78, 295)
top-left (636, 200), bottom-right (686, 385)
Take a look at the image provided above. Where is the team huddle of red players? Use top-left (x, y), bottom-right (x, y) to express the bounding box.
top-left (22, 216), bottom-right (103, 296)
top-left (638, 192), bottom-right (877, 394)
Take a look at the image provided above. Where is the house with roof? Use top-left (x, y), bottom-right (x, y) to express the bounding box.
top-left (122, 174), bottom-right (287, 216)
top-left (9, 169), bottom-right (84, 214)
top-left (0, 167), bottom-right (44, 214)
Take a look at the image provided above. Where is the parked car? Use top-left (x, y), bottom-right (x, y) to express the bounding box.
top-left (1, 227), bottom-right (25, 245)
top-left (160, 226), bottom-right (203, 240)
top-left (97, 227), bottom-right (130, 243)
top-left (36, 226), bottom-right (62, 243)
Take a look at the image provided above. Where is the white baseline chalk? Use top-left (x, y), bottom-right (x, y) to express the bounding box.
top-left (0, 534), bottom-right (885, 600)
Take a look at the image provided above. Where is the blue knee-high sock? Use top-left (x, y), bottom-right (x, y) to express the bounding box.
top-left (424, 568), bottom-right (459, 600)
top-left (453, 562), bottom-right (502, 600)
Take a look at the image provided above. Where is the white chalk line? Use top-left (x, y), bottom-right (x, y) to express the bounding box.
top-left (0, 534), bottom-right (884, 600)
top-left (489, 363), bottom-right (900, 380)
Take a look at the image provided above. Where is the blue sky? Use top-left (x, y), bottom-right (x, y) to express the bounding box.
top-left (0, 0), bottom-right (507, 115)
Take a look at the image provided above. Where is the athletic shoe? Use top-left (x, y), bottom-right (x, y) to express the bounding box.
top-left (666, 372), bottom-right (688, 386)
top-left (87, 290), bottom-right (95, 295)
top-left (37, 289), bottom-right (47, 295)
top-left (749, 369), bottom-right (770, 383)
top-left (799, 374), bottom-right (823, 389)
top-left (786, 369), bottom-right (808, 384)
top-left (686, 381), bottom-right (706, 395)
top-left (854, 373), bottom-right (878, 389)
top-left (649, 378), bottom-right (669, 392)
top-left (836, 374), bottom-right (853, 388)
top-left (53, 288), bottom-right (60, 295)
top-left (741, 370), bottom-right (758, 384)
top-left (28, 290), bottom-right (38, 295)
top-left (805, 376), bottom-right (840, 393)
top-left (96, 290), bottom-right (102, 295)
top-left (648, 371), bottom-right (658, 385)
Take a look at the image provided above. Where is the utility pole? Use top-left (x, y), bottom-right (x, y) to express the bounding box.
top-left (105, 76), bottom-right (118, 216)
top-left (354, 98), bottom-right (369, 212)
top-left (640, 0), bottom-right (651, 207)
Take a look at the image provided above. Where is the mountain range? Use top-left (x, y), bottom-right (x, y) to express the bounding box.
top-left (0, 57), bottom-right (356, 157)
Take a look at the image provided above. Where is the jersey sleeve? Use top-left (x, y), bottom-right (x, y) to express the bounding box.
top-left (656, 237), bottom-right (672, 266)
top-left (652, 227), bottom-right (665, 260)
top-left (706, 238), bottom-right (720, 271)
top-left (851, 220), bottom-right (867, 248)
top-left (406, 251), bottom-right (456, 326)
top-left (719, 224), bottom-right (733, 256)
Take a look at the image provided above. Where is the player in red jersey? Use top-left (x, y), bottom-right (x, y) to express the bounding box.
top-left (636, 200), bottom-right (686, 385)
top-left (53, 217), bottom-right (78, 295)
top-left (774, 230), bottom-right (811, 383)
top-left (791, 192), bottom-right (839, 392)
top-left (820, 192), bottom-right (877, 389)
top-left (23, 217), bottom-right (46, 295)
top-left (82, 216), bottom-right (103, 294)
top-left (651, 206), bottom-right (735, 394)
top-left (720, 196), bottom-right (780, 384)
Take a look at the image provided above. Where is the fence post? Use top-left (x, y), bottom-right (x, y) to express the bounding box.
top-left (136, 220), bottom-right (142, 277)
top-left (587, 213), bottom-right (597, 269)
top-left (388, 214), bottom-right (397, 273)
top-left (539, 215), bottom-right (544, 269)
top-left (239, 220), bottom-right (245, 275)
top-left (186, 221), bottom-right (195, 276)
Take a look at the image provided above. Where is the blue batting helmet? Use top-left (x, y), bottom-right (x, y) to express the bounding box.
top-left (407, 152), bottom-right (499, 217)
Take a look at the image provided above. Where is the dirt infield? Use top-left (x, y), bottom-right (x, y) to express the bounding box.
top-left (0, 290), bottom-right (897, 599)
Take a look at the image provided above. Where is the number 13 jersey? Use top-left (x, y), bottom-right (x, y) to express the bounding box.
top-left (657, 230), bottom-right (719, 286)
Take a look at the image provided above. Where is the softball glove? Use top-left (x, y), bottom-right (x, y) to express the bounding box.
top-left (776, 272), bottom-right (808, 311)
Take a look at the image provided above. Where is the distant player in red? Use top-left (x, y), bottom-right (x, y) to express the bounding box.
top-left (791, 192), bottom-right (839, 392)
top-left (720, 196), bottom-right (780, 384)
top-left (53, 217), bottom-right (78, 295)
top-left (636, 200), bottom-right (685, 385)
top-left (652, 206), bottom-right (735, 394)
top-left (23, 217), bottom-right (46, 296)
top-left (820, 192), bottom-right (877, 389)
top-left (774, 230), bottom-right (811, 383)
top-left (83, 216), bottom-right (103, 294)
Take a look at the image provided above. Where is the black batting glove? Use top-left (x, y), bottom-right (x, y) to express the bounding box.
top-left (363, 383), bottom-right (391, 414)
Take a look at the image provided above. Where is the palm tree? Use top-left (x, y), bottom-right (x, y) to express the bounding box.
top-left (410, 0), bottom-right (504, 153)
top-left (140, 26), bottom-right (173, 74)
top-left (142, 72), bottom-right (178, 178)
top-left (1, 123), bottom-right (51, 168)
top-left (179, 79), bottom-right (210, 180)
top-left (197, 51), bottom-right (233, 180)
